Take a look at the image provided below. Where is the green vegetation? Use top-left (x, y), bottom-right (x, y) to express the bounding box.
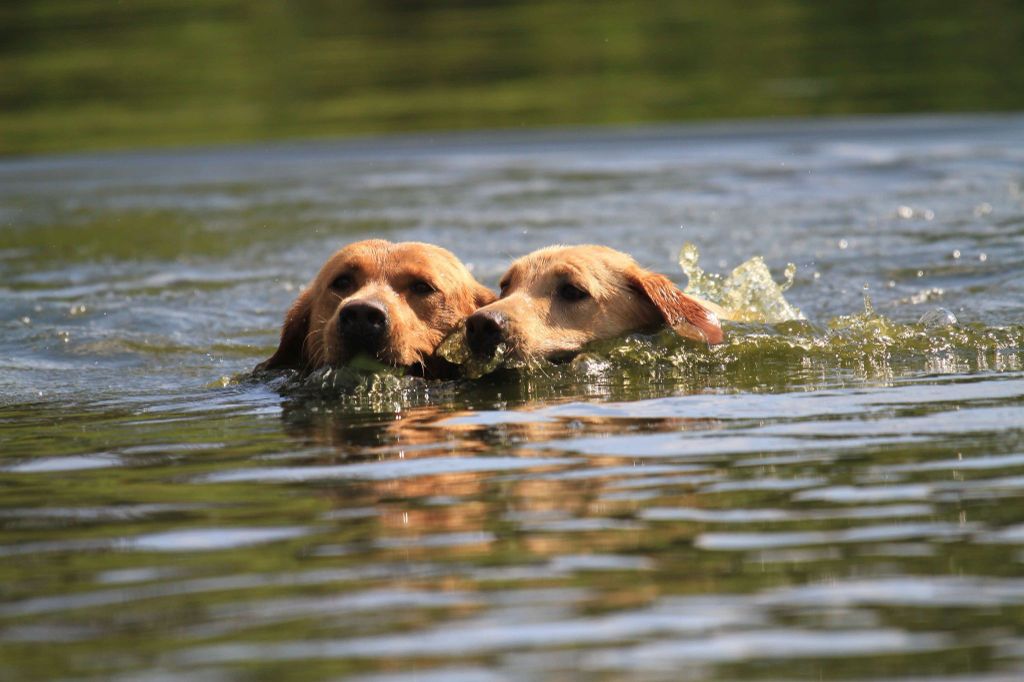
top-left (2, 0), bottom-right (1022, 155)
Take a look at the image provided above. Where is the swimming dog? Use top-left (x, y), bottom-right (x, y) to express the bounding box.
top-left (258, 239), bottom-right (495, 376)
top-left (465, 244), bottom-right (725, 362)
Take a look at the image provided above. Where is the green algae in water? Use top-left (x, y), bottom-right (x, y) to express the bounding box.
top-left (437, 325), bottom-right (541, 379)
top-left (346, 353), bottom-right (402, 375)
top-left (436, 325), bottom-right (508, 380)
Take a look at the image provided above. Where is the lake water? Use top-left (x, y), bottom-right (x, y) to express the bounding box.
top-left (1, 115), bottom-right (1024, 680)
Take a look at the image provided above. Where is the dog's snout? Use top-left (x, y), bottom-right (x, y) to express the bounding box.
top-left (466, 310), bottom-right (507, 358)
top-left (338, 300), bottom-right (389, 349)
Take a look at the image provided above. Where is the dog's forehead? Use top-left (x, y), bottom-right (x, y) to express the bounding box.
top-left (387, 242), bottom-right (460, 272)
top-left (510, 245), bottom-right (637, 287)
top-left (321, 241), bottom-right (460, 280)
top-left (322, 239), bottom-right (388, 272)
top-left (519, 245), bottom-right (635, 270)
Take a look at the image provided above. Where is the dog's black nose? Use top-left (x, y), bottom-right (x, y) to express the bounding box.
top-left (466, 310), bottom-right (506, 358)
top-left (338, 300), bottom-right (389, 351)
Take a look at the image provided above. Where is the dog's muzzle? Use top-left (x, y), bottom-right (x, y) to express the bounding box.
top-left (465, 310), bottom-right (507, 359)
top-left (338, 300), bottom-right (389, 355)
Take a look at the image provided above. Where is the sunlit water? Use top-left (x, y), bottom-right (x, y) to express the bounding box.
top-left (2, 115), bottom-right (1024, 681)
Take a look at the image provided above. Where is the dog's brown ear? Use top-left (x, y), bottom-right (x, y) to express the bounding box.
top-left (629, 269), bottom-right (725, 345)
top-left (473, 282), bottom-right (498, 308)
top-left (256, 287), bottom-right (314, 372)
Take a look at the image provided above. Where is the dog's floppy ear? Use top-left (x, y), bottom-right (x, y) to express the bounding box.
top-left (255, 287), bottom-right (314, 372)
top-left (628, 269), bottom-right (725, 345)
top-left (473, 282), bottom-right (498, 308)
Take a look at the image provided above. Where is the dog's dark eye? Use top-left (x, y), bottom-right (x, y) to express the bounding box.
top-left (330, 274), bottom-right (354, 292)
top-left (409, 280), bottom-right (436, 295)
top-left (557, 283), bottom-right (590, 302)
top-left (499, 279), bottom-right (511, 297)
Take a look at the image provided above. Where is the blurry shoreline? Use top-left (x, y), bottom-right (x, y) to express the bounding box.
top-left (4, 0), bottom-right (1023, 156)
top-left (2, 111), bottom-right (1022, 164)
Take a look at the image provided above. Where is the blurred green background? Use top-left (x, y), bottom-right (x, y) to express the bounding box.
top-left (2, 0), bottom-right (1022, 156)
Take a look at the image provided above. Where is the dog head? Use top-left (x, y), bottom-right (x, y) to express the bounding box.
top-left (258, 240), bottom-right (495, 374)
top-left (464, 244), bottom-right (723, 362)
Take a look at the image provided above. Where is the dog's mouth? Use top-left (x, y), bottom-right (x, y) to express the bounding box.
top-left (545, 350), bottom-right (578, 365)
top-left (336, 341), bottom-right (388, 365)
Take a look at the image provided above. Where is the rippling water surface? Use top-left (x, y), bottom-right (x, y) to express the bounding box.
top-left (2, 116), bottom-right (1024, 681)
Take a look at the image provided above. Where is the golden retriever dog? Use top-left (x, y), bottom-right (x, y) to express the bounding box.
top-left (465, 244), bottom-right (726, 362)
top-left (258, 239), bottom-right (495, 376)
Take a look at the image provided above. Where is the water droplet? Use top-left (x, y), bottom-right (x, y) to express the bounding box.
top-left (916, 270), bottom-right (924, 278)
top-left (919, 308), bottom-right (958, 328)
top-left (979, 253), bottom-right (988, 262)
top-left (887, 280), bottom-right (896, 288)
top-left (781, 263), bottom-right (797, 292)
top-left (951, 250), bottom-right (961, 260)
top-left (678, 242), bottom-right (700, 271)
top-left (677, 242), bottom-right (709, 292)
top-left (974, 202), bottom-right (993, 216)
top-left (897, 205), bottom-right (914, 219)
top-left (838, 239), bottom-right (848, 250)
top-left (863, 292), bottom-right (875, 316)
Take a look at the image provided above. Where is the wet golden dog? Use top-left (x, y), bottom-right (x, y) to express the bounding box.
top-left (258, 240), bottom-right (495, 376)
top-left (465, 244), bottom-right (725, 361)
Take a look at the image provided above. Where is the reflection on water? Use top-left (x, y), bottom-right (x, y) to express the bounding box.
top-left (1, 116), bottom-right (1024, 679)
top-left (4, 373), bottom-right (1024, 680)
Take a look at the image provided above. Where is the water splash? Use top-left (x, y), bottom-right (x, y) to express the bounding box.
top-left (678, 242), bottom-right (803, 324)
top-left (266, 363), bottom-right (439, 412)
top-left (919, 307), bottom-right (958, 328)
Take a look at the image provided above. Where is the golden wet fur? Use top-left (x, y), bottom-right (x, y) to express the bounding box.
top-left (258, 240), bottom-right (495, 374)
top-left (467, 244), bottom-right (725, 361)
